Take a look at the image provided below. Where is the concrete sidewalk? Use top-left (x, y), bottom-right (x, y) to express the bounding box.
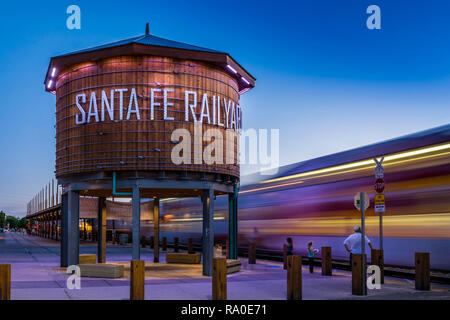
top-left (1, 232), bottom-right (449, 300)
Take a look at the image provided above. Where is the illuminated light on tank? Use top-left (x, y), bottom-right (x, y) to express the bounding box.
top-left (47, 80), bottom-right (52, 88)
top-left (227, 64), bottom-right (237, 73)
top-left (51, 67), bottom-right (56, 77)
top-left (261, 142), bottom-right (450, 184)
top-left (241, 76), bottom-right (250, 85)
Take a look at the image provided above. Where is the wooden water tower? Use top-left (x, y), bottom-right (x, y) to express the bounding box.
top-left (44, 24), bottom-right (255, 275)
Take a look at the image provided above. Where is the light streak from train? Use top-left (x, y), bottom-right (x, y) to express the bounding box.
top-left (238, 213), bottom-right (450, 238)
top-left (258, 142), bottom-right (450, 185)
top-left (153, 126), bottom-right (450, 269)
top-left (169, 216), bottom-right (225, 222)
top-left (239, 180), bottom-right (304, 194)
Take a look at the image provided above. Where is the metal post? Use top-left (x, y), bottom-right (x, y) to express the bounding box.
top-left (228, 184), bottom-right (238, 260)
top-left (360, 192), bottom-right (366, 296)
top-left (68, 190), bottom-right (80, 266)
top-left (132, 186), bottom-right (141, 260)
top-left (61, 190), bottom-right (80, 267)
top-left (380, 212), bottom-right (383, 251)
top-left (233, 185), bottom-right (238, 259)
top-left (228, 193), bottom-right (234, 259)
top-left (153, 198), bottom-right (160, 263)
top-left (202, 188), bottom-right (214, 276)
top-left (97, 197), bottom-right (107, 263)
top-left (374, 157), bottom-right (385, 252)
top-left (60, 193), bottom-right (68, 266)
top-left (51, 187), bottom-right (54, 207)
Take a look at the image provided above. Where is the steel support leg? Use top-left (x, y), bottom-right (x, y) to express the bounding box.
top-left (97, 197), bottom-right (107, 263)
top-left (132, 186), bottom-right (141, 260)
top-left (61, 190), bottom-right (80, 267)
top-left (228, 184), bottom-right (238, 260)
top-left (202, 188), bottom-right (214, 276)
top-left (153, 198), bottom-right (160, 263)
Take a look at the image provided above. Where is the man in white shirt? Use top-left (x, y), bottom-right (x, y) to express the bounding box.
top-left (343, 225), bottom-right (373, 264)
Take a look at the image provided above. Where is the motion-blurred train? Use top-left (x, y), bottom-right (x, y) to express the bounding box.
top-left (142, 125), bottom-right (450, 270)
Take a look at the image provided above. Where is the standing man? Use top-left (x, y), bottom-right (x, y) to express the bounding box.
top-left (343, 225), bottom-right (373, 265)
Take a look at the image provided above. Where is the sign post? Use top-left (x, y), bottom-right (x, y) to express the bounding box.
top-left (360, 192), bottom-right (366, 296)
top-left (373, 157), bottom-right (385, 251)
top-left (354, 192), bottom-right (369, 295)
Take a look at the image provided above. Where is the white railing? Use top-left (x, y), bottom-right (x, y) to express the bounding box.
top-left (27, 180), bottom-right (62, 216)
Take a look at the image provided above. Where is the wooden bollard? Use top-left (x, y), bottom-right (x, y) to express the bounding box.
top-left (162, 237), bottom-right (167, 251)
top-left (415, 252), bottom-right (430, 291)
top-left (0, 264), bottom-right (11, 300)
top-left (248, 242), bottom-right (256, 264)
top-left (174, 237), bottom-right (179, 252)
top-left (130, 260), bottom-right (145, 300)
top-left (321, 246), bottom-right (332, 276)
top-left (371, 249), bottom-right (384, 284)
top-left (150, 236), bottom-right (154, 249)
top-left (352, 254), bottom-right (367, 295)
top-left (287, 255), bottom-right (302, 300)
top-left (283, 244), bottom-right (287, 270)
top-left (188, 238), bottom-right (194, 254)
top-left (212, 258), bottom-right (227, 300)
top-left (141, 236), bottom-right (146, 248)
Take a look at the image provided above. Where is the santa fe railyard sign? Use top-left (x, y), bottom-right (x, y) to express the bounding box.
top-left (73, 88), bottom-right (242, 131)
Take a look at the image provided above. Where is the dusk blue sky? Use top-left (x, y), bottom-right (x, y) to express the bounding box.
top-left (0, 0), bottom-right (449, 216)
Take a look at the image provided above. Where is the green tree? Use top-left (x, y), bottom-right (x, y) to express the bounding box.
top-left (0, 211), bottom-right (6, 228)
top-left (18, 217), bottom-right (27, 229)
top-left (6, 216), bottom-right (19, 229)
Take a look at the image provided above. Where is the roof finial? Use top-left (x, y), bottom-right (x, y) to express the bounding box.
top-left (145, 23), bottom-right (150, 36)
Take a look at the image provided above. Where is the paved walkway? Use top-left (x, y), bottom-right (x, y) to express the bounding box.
top-left (1, 232), bottom-right (449, 300)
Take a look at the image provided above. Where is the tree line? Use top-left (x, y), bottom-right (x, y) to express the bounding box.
top-left (0, 210), bottom-right (27, 229)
